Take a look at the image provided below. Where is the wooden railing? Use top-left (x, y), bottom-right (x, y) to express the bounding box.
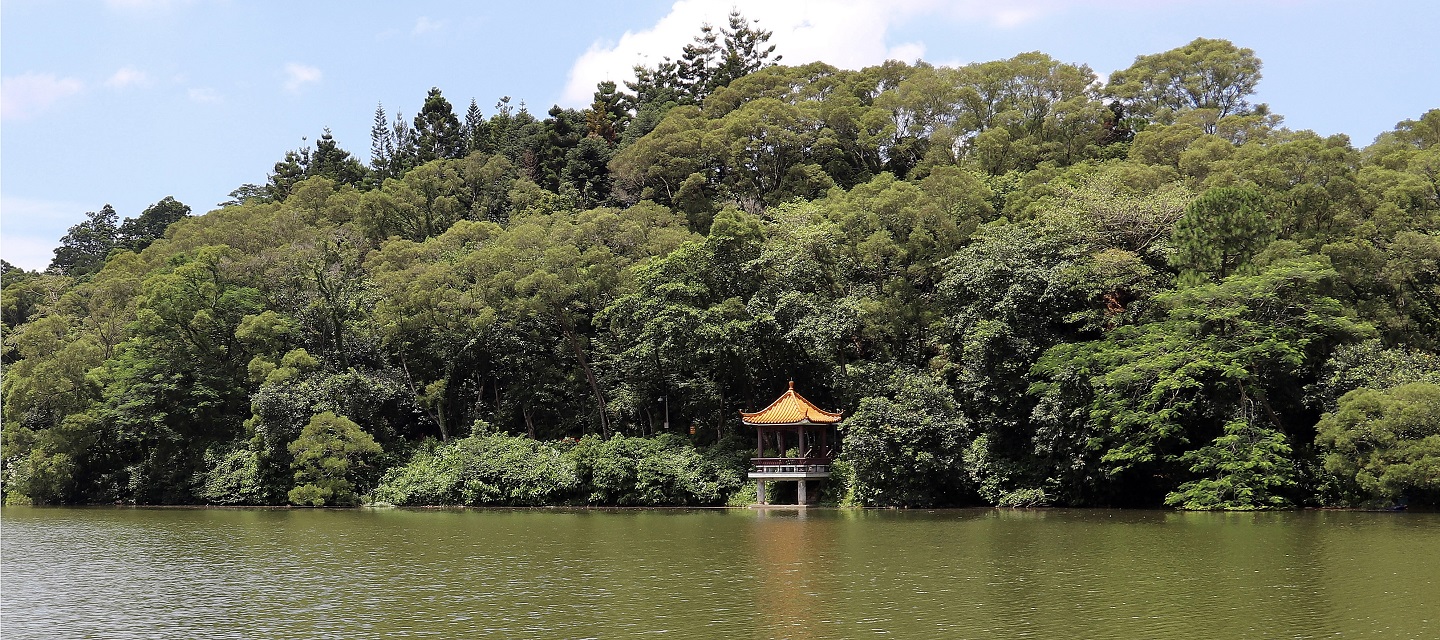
top-left (751, 456), bottom-right (833, 474)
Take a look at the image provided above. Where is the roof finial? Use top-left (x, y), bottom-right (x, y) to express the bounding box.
top-left (788, 379), bottom-right (795, 391)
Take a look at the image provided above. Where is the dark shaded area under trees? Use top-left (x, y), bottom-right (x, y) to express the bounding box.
top-left (4, 22), bottom-right (1438, 510)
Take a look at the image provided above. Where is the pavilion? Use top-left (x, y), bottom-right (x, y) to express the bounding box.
top-left (742, 382), bottom-right (842, 506)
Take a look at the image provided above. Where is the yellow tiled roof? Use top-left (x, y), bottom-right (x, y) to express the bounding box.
top-left (740, 382), bottom-right (842, 425)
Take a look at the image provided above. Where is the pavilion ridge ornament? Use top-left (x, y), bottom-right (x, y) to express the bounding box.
top-left (742, 381), bottom-right (841, 506)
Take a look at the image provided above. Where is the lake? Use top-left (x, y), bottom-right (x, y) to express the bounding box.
top-left (2, 506), bottom-right (1436, 639)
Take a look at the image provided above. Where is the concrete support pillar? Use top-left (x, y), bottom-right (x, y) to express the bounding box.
top-left (797, 479), bottom-right (808, 505)
top-left (757, 479), bottom-right (766, 505)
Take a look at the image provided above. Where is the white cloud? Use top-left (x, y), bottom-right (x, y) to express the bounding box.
top-left (559, 0), bottom-right (1119, 106)
top-left (105, 66), bottom-right (150, 89)
top-left (1, 73), bottom-right (84, 121)
top-left (283, 62), bottom-right (322, 92)
top-left (988, 7), bottom-right (1043, 27)
top-left (561, 0), bottom-right (936, 106)
top-left (413, 16), bottom-right (443, 36)
top-left (188, 87), bottom-right (222, 103)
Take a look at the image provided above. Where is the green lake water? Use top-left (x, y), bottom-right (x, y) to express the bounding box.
top-left (2, 506), bottom-right (1436, 639)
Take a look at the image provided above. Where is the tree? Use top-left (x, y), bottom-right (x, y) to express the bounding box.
top-left (49, 205), bottom-right (120, 277)
top-left (841, 367), bottom-right (972, 507)
top-left (1031, 257), bottom-right (1371, 505)
top-left (586, 81), bottom-right (627, 143)
top-left (220, 184), bottom-right (268, 207)
top-left (1107, 37), bottom-right (1262, 124)
top-left (390, 109), bottom-right (419, 174)
top-left (309, 128), bottom-right (367, 186)
top-left (622, 10), bottom-right (779, 110)
top-left (118, 196), bottom-right (191, 253)
top-left (713, 9), bottom-right (781, 88)
top-left (287, 411), bottom-right (383, 506)
top-left (369, 103), bottom-right (396, 179)
top-left (624, 59), bottom-right (682, 117)
top-left (677, 21), bottom-right (719, 103)
top-left (1170, 186), bottom-right (1275, 283)
top-left (1315, 382), bottom-right (1440, 505)
top-left (564, 136), bottom-right (615, 208)
top-left (266, 146), bottom-right (311, 201)
top-left (463, 98), bottom-right (489, 153)
top-left (1164, 417), bottom-right (1297, 510)
top-left (414, 88), bottom-right (464, 163)
top-left (1390, 109), bottom-right (1440, 150)
top-left (93, 245), bottom-right (264, 502)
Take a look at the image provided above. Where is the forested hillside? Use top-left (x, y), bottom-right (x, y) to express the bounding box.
top-left (4, 14), bottom-right (1438, 509)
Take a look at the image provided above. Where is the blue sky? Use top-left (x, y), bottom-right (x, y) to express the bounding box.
top-left (3, 0), bottom-right (1438, 271)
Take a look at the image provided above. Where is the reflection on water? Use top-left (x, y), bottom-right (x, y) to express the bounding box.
top-left (752, 509), bottom-right (837, 640)
top-left (3, 507), bottom-right (1437, 639)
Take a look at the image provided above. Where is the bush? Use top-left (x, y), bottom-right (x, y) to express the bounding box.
top-left (571, 434), bottom-right (747, 506)
top-left (842, 368), bottom-right (973, 507)
top-left (374, 433), bottom-right (578, 506)
top-left (287, 412), bottom-right (383, 506)
top-left (1164, 419), bottom-right (1297, 511)
top-left (198, 447), bottom-right (269, 505)
top-left (374, 433), bottom-right (748, 507)
top-left (1315, 382), bottom-right (1440, 506)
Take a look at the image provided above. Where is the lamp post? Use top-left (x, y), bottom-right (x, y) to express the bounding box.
top-left (658, 395), bottom-right (669, 432)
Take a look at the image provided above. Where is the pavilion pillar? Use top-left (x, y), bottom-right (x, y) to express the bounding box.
top-left (757, 479), bottom-right (766, 505)
top-left (797, 479), bottom-right (808, 505)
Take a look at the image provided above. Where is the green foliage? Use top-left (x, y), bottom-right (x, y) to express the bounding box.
top-left (373, 432), bottom-right (747, 506)
top-left (570, 434), bottom-right (747, 506)
top-left (1315, 382), bottom-right (1440, 505)
top-left (1310, 340), bottom-right (1440, 411)
top-left (198, 447), bottom-right (267, 505)
top-left (5, 33), bottom-right (1439, 512)
top-left (49, 205), bottom-right (119, 277)
top-left (1164, 418), bottom-right (1297, 510)
top-left (1032, 258), bottom-right (1371, 502)
top-left (1107, 37), bottom-right (1262, 123)
top-left (1170, 186), bottom-right (1274, 283)
top-left (287, 412), bottom-right (383, 506)
top-left (414, 88), bottom-right (465, 163)
top-left (842, 367), bottom-right (973, 507)
top-left (373, 433), bottom-right (578, 506)
top-left (118, 196), bottom-right (191, 253)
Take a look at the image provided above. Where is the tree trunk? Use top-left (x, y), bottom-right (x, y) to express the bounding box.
top-left (564, 326), bottom-right (609, 437)
top-left (399, 350), bottom-right (448, 441)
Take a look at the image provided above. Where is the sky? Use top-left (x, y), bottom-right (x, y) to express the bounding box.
top-left (3, 0), bottom-right (1438, 272)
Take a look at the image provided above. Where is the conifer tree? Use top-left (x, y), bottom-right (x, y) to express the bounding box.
top-left (369, 103), bottom-right (395, 179)
top-left (413, 87), bottom-right (464, 163)
top-left (1170, 186), bottom-right (1275, 283)
top-left (463, 98), bottom-right (489, 154)
top-left (391, 110), bottom-right (419, 175)
top-left (311, 128), bottom-right (367, 185)
top-left (715, 9), bottom-right (780, 88)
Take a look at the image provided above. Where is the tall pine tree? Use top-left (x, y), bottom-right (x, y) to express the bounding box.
top-left (413, 88), bottom-right (464, 163)
top-left (369, 103), bottom-right (395, 180)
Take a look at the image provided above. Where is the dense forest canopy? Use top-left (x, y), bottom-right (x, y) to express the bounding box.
top-left (4, 16), bottom-right (1438, 509)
